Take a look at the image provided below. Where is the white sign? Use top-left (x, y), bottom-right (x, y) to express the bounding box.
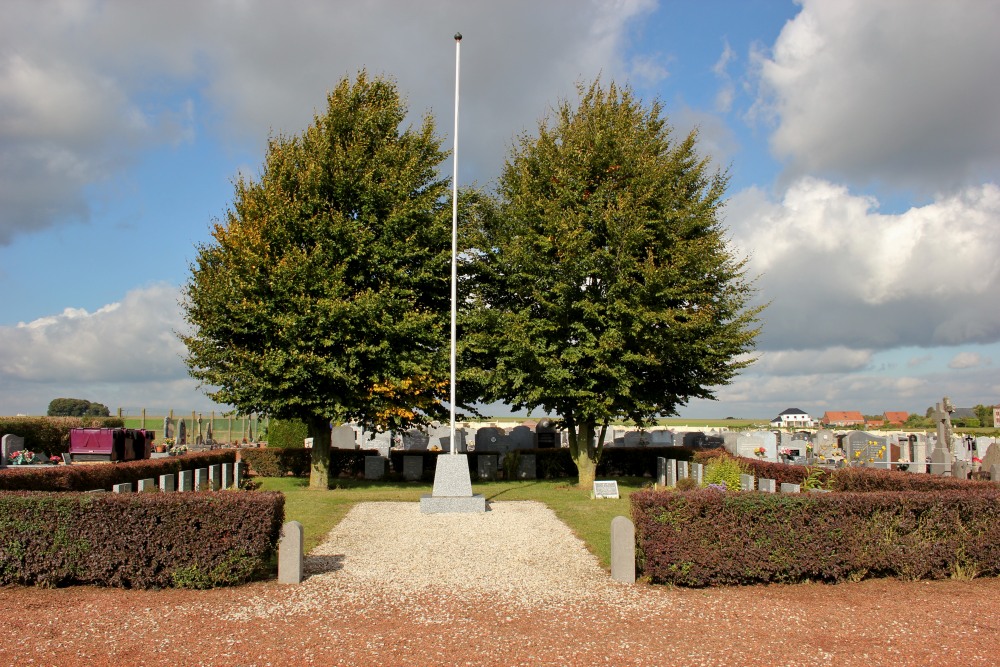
top-left (304, 437), bottom-right (314, 449)
top-left (593, 480), bottom-right (620, 499)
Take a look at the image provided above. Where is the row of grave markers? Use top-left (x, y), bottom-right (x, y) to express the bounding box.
top-left (108, 462), bottom-right (246, 494)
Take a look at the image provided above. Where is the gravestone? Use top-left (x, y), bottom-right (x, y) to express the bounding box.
top-left (178, 419), bottom-right (187, 445)
top-left (610, 516), bottom-right (636, 584)
top-left (477, 454), bottom-right (498, 481)
top-left (593, 480), bottom-right (620, 499)
top-left (691, 462), bottom-right (704, 486)
top-left (929, 447), bottom-right (951, 476)
top-left (159, 474), bottom-right (176, 493)
top-left (975, 437), bottom-right (994, 459)
top-left (474, 427), bottom-right (507, 453)
top-left (1, 434), bottom-right (25, 466)
top-left (195, 468), bottom-right (209, 491)
top-left (179, 470), bottom-right (194, 492)
top-left (656, 457), bottom-right (668, 486)
top-left (222, 463), bottom-right (233, 489)
top-left (952, 460), bottom-right (970, 480)
top-left (665, 459), bottom-right (677, 487)
top-left (362, 431), bottom-right (393, 457)
top-left (233, 461), bottom-right (246, 489)
top-left (649, 430), bottom-right (674, 446)
top-left (759, 478), bottom-right (776, 493)
top-left (137, 478), bottom-right (157, 493)
top-left (740, 473), bottom-right (755, 491)
top-left (401, 429), bottom-right (429, 451)
top-left (722, 432), bottom-right (740, 456)
top-left (991, 464), bottom-right (1000, 482)
top-left (623, 431), bottom-right (648, 447)
top-left (403, 456), bottom-right (423, 481)
top-left (162, 416), bottom-right (171, 439)
top-left (677, 460), bottom-right (689, 480)
top-left (112, 483), bottom-right (132, 493)
top-left (364, 456), bottom-right (387, 480)
top-left (981, 444), bottom-right (1000, 472)
top-left (331, 425), bottom-right (357, 450)
top-left (428, 423), bottom-right (465, 453)
top-left (508, 425), bottom-right (535, 451)
top-left (780, 482), bottom-right (800, 493)
top-left (536, 419), bottom-right (558, 448)
top-left (516, 454), bottom-right (536, 479)
top-left (208, 464), bottom-right (222, 491)
top-left (278, 521), bottom-right (304, 584)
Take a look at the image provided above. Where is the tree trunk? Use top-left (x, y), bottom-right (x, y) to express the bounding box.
top-left (570, 421), bottom-right (599, 489)
top-left (307, 416), bottom-right (332, 489)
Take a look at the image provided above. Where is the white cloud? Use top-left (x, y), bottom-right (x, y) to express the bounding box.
top-left (752, 347), bottom-right (873, 376)
top-left (753, 0), bottom-right (1000, 191)
top-left (727, 178), bottom-right (1000, 351)
top-left (0, 0), bottom-right (652, 243)
top-left (0, 283), bottom-right (231, 415)
top-left (948, 352), bottom-right (989, 370)
top-left (712, 39), bottom-right (736, 113)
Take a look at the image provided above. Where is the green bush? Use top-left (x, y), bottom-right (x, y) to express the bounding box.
top-left (266, 419), bottom-right (310, 448)
top-left (702, 456), bottom-right (747, 491)
top-left (0, 416), bottom-right (123, 457)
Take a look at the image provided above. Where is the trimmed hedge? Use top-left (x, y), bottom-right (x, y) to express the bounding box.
top-left (0, 416), bottom-right (124, 457)
top-left (240, 448), bottom-right (379, 478)
top-left (265, 418), bottom-right (309, 448)
top-left (632, 487), bottom-right (1000, 587)
top-left (0, 490), bottom-right (284, 588)
top-left (0, 451), bottom-right (237, 492)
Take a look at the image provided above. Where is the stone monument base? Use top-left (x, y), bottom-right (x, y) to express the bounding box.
top-left (420, 454), bottom-right (487, 514)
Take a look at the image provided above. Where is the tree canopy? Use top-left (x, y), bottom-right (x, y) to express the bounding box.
top-left (460, 80), bottom-right (761, 487)
top-left (182, 72), bottom-right (453, 487)
top-left (47, 397), bottom-right (111, 417)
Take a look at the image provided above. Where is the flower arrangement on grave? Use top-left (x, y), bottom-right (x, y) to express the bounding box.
top-left (8, 450), bottom-right (41, 465)
top-left (753, 447), bottom-right (766, 458)
top-left (779, 447), bottom-right (792, 459)
top-left (168, 442), bottom-right (188, 456)
top-left (428, 444), bottom-right (442, 452)
top-left (50, 455), bottom-right (61, 464)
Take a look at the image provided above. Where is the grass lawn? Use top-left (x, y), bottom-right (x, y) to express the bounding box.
top-left (257, 476), bottom-right (649, 568)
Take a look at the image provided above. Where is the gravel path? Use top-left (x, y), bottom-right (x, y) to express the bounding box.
top-left (1, 500), bottom-right (999, 666)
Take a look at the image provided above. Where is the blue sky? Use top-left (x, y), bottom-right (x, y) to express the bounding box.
top-left (1, 0), bottom-right (998, 420)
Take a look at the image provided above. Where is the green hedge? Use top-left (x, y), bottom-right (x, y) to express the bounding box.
top-left (0, 451), bottom-right (237, 492)
top-left (0, 490), bottom-right (284, 588)
top-left (632, 487), bottom-right (1000, 587)
top-left (265, 419), bottom-right (309, 448)
top-left (240, 448), bottom-right (378, 478)
top-left (0, 416), bottom-right (124, 457)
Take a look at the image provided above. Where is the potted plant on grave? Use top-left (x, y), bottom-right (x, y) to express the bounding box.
top-left (8, 450), bottom-right (41, 465)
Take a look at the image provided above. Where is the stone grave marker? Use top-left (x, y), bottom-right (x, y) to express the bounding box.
top-left (780, 482), bottom-right (800, 493)
top-left (195, 468), bottom-right (209, 491)
top-left (677, 460), bottom-right (689, 480)
top-left (623, 431), bottom-right (648, 447)
top-left (403, 456), bottom-right (423, 481)
top-left (364, 456), bottom-right (387, 480)
top-left (930, 447), bottom-right (951, 476)
top-left (1, 434), bottom-right (25, 466)
top-left (952, 460), bottom-right (970, 480)
top-left (137, 478), bottom-right (157, 492)
top-left (401, 429), bottom-right (429, 451)
top-left (593, 480), bottom-right (620, 499)
top-left (508, 425), bottom-right (535, 450)
top-left (610, 516), bottom-right (635, 584)
top-left (278, 521), bottom-right (304, 584)
top-left (516, 454), bottom-right (536, 479)
top-left (656, 457), bottom-right (668, 486)
top-left (474, 427), bottom-right (507, 453)
top-left (991, 464), bottom-right (1000, 482)
top-left (234, 461), bottom-right (246, 489)
top-left (179, 470), bottom-right (194, 492)
top-left (159, 474), bottom-right (176, 493)
top-left (722, 432), bottom-right (740, 456)
top-left (112, 483), bottom-right (132, 493)
top-left (208, 464), bottom-right (222, 491)
top-left (981, 444), bottom-right (1000, 472)
top-left (740, 473), bottom-right (755, 491)
top-left (666, 459), bottom-right (677, 487)
top-left (649, 430), bottom-right (674, 446)
top-left (691, 462), bottom-right (704, 486)
top-left (178, 419), bottom-right (187, 445)
top-left (222, 463), bottom-right (233, 489)
top-left (331, 425), bottom-right (356, 450)
top-left (477, 454), bottom-right (498, 481)
top-left (759, 478), bottom-right (776, 493)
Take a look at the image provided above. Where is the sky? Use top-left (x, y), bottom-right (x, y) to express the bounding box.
top-left (1, 0), bottom-right (999, 421)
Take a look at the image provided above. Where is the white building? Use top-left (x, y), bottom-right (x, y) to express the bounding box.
top-left (769, 408), bottom-right (815, 428)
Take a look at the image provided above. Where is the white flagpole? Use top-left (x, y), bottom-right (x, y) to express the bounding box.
top-left (450, 32), bottom-right (461, 455)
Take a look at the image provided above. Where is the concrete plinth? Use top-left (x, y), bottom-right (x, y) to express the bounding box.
top-left (420, 454), bottom-right (486, 514)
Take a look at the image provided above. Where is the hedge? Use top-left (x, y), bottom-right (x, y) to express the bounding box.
top-left (632, 487), bottom-right (1000, 587)
top-left (0, 451), bottom-right (237, 492)
top-left (0, 490), bottom-right (284, 588)
top-left (240, 448), bottom-right (379, 478)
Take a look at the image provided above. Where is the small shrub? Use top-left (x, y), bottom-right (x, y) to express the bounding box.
top-left (702, 456), bottom-right (746, 491)
top-left (675, 477), bottom-right (698, 491)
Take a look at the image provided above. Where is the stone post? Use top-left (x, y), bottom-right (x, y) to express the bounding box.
top-left (278, 521), bottom-right (304, 584)
top-left (610, 516), bottom-right (636, 584)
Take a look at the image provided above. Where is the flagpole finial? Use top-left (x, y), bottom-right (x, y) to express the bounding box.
top-left (454, 32), bottom-right (462, 41)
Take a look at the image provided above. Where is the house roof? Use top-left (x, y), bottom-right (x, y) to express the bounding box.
top-left (883, 411), bottom-right (909, 423)
top-left (778, 408), bottom-right (809, 416)
top-left (823, 411), bottom-right (864, 422)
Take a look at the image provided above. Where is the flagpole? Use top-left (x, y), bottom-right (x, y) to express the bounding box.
top-left (450, 32), bottom-right (461, 455)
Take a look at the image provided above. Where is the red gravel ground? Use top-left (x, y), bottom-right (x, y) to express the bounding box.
top-left (2, 577), bottom-right (998, 666)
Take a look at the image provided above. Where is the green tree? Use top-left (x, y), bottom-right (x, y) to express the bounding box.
top-left (183, 72), bottom-right (452, 489)
top-left (973, 404), bottom-right (993, 427)
top-left (47, 398), bottom-right (110, 417)
top-left (460, 80), bottom-right (761, 488)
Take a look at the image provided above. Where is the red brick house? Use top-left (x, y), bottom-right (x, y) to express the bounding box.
top-left (821, 411), bottom-right (865, 427)
top-left (883, 411), bottom-right (909, 426)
